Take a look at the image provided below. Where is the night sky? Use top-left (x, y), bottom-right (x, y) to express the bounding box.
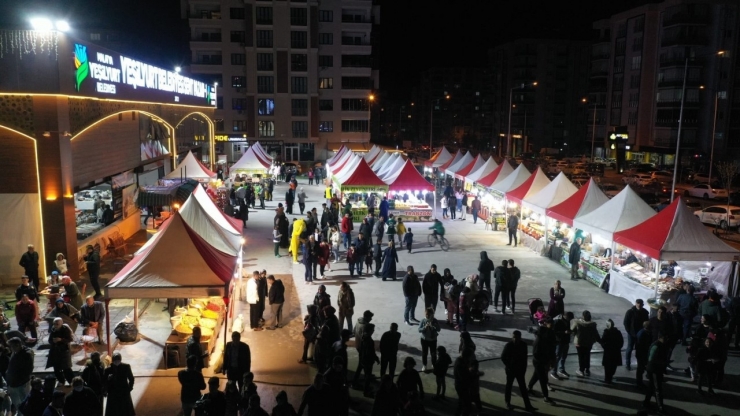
top-left (0, 0), bottom-right (660, 97)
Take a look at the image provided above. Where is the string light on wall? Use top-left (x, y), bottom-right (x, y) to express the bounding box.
top-left (0, 30), bottom-right (59, 60)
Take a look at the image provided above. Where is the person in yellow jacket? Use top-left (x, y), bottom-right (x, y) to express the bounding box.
top-left (325, 185), bottom-right (333, 201)
top-left (396, 217), bottom-right (407, 245)
top-left (291, 218), bottom-right (307, 264)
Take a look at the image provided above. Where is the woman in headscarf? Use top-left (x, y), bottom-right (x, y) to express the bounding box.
top-left (54, 253), bottom-right (68, 275)
top-left (380, 241), bottom-right (399, 281)
top-left (600, 319), bottom-right (624, 384)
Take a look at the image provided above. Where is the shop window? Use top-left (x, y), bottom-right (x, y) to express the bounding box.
top-left (259, 121), bottom-right (275, 137)
top-left (258, 98), bottom-right (275, 115)
top-left (300, 143), bottom-right (315, 161)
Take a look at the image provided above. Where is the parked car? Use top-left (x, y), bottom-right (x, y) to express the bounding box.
top-left (632, 174), bottom-right (655, 187)
top-left (689, 172), bottom-right (718, 184)
top-left (694, 205), bottom-right (740, 229)
top-left (622, 174), bottom-right (636, 185)
top-left (600, 183), bottom-right (623, 197)
top-left (571, 163), bottom-right (587, 175)
top-left (684, 184), bottom-right (728, 199)
top-left (585, 163), bottom-right (605, 177)
top-left (651, 171), bottom-right (674, 182)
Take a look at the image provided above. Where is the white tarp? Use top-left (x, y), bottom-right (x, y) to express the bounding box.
top-left (466, 157), bottom-right (498, 183)
top-left (445, 151), bottom-right (474, 177)
top-left (165, 150), bottom-right (216, 180)
top-left (180, 186), bottom-right (242, 255)
top-left (523, 172), bottom-right (578, 214)
top-left (371, 152), bottom-right (391, 171)
top-left (230, 145), bottom-right (270, 172)
top-left (378, 154), bottom-right (405, 179)
top-left (573, 185), bottom-right (656, 241)
top-left (431, 147), bottom-right (453, 168)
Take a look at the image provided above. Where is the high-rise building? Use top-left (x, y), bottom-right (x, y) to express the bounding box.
top-left (182, 0), bottom-right (379, 164)
top-left (415, 68), bottom-right (493, 153)
top-left (489, 39), bottom-right (591, 156)
top-left (590, 0), bottom-right (740, 165)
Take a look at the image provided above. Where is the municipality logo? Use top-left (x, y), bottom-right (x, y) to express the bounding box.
top-left (74, 43), bottom-right (89, 91)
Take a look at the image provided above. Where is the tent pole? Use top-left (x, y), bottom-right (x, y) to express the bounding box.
top-left (608, 241), bottom-right (616, 279)
top-left (544, 215), bottom-right (549, 254)
top-left (105, 299), bottom-right (111, 357)
top-left (654, 259), bottom-right (660, 300)
top-left (134, 299), bottom-right (139, 328)
top-left (433, 192), bottom-right (436, 219)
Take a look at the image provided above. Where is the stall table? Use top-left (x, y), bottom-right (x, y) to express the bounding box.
top-left (163, 334), bottom-right (211, 369)
top-left (608, 271), bottom-right (655, 305)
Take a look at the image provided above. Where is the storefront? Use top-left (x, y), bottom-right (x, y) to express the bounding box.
top-left (386, 159), bottom-right (436, 222)
top-left (0, 29), bottom-right (215, 279)
top-left (471, 161), bottom-right (514, 226)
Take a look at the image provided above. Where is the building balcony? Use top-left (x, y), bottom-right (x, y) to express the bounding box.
top-left (656, 101), bottom-right (700, 108)
top-left (191, 34), bottom-right (222, 42)
top-left (661, 35), bottom-right (708, 48)
top-left (663, 13), bottom-right (710, 28)
top-left (590, 70), bottom-right (609, 78)
top-left (342, 15), bottom-right (372, 24)
top-left (341, 66), bottom-right (372, 77)
top-left (188, 11), bottom-right (221, 20)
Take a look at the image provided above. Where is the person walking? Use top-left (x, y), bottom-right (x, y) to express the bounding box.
top-left (373, 216), bottom-right (385, 244)
top-left (675, 284), bottom-right (698, 345)
top-left (470, 196), bottom-right (481, 224)
top-left (441, 196), bottom-right (449, 219)
top-left (318, 241), bottom-right (331, 279)
top-left (493, 260), bottom-right (508, 312)
top-left (372, 238), bottom-right (383, 277)
top-left (460, 192), bottom-right (468, 221)
top-left (346, 243), bottom-right (358, 278)
top-left (551, 312), bottom-right (573, 379)
top-left (273, 225), bottom-right (283, 258)
top-left (7, 336), bottom-right (35, 411)
top-left (547, 280), bottom-right (566, 318)
top-left (351, 310), bottom-right (373, 382)
top-left (380, 241), bottom-right (399, 281)
top-left (418, 307), bottom-right (441, 372)
top-left (299, 305), bottom-right (320, 364)
top-left (83, 244), bottom-right (102, 298)
top-left (527, 318), bottom-right (556, 405)
top-left (178, 356), bottom-right (206, 416)
top-left (403, 266), bottom-right (421, 325)
top-left (337, 281), bottom-right (355, 333)
top-left (82, 351), bottom-right (106, 413)
top-left (371, 375), bottom-right (402, 416)
top-left (19, 244), bottom-right (40, 290)
top-left (422, 264), bottom-right (444, 312)
top-left (298, 373), bottom-right (335, 416)
top-left (507, 259), bottom-right (521, 313)
top-left (449, 193), bottom-right (457, 220)
top-left (247, 273), bottom-right (263, 331)
top-left (379, 196), bottom-right (389, 223)
top-left (386, 214), bottom-right (397, 245)
top-left (477, 251), bottom-right (494, 293)
top-left (569, 237), bottom-right (582, 280)
top-left (358, 323), bottom-right (380, 397)
top-left (506, 214), bottom-right (519, 246)
top-left (397, 357), bottom-right (424, 406)
top-left (266, 275), bottom-right (285, 330)
top-left (571, 310), bottom-right (600, 377)
top-left (303, 235), bottom-right (319, 284)
top-left (624, 299), bottom-right (650, 370)
top-left (458, 287), bottom-right (472, 332)
top-left (329, 225), bottom-right (341, 263)
top-left (104, 352), bottom-right (135, 416)
top-left (223, 332), bottom-right (251, 392)
top-left (63, 376), bottom-right (101, 416)
top-left (341, 213), bottom-right (352, 250)
top-left (600, 319), bottom-right (624, 384)
top-left (403, 227), bottom-right (414, 253)
top-left (453, 348), bottom-right (473, 415)
top-left (635, 321), bottom-right (652, 387)
top-left (642, 332), bottom-right (668, 414)
top-left (434, 345), bottom-right (452, 400)
top-left (297, 187), bottom-right (307, 215)
top-left (396, 218), bottom-right (406, 245)
top-left (379, 323), bottom-right (401, 378)
top-left (47, 317), bottom-right (75, 385)
top-left (187, 327), bottom-right (208, 372)
top-left (352, 234), bottom-right (367, 276)
top-left (238, 197), bottom-right (249, 229)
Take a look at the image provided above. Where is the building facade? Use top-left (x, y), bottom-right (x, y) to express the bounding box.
top-left (590, 0), bottom-right (740, 165)
top-left (182, 0), bottom-right (380, 164)
top-left (415, 68), bottom-right (493, 153)
top-left (489, 39), bottom-right (591, 157)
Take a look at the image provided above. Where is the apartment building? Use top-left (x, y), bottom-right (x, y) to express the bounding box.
top-left (590, 0), bottom-right (740, 165)
top-left (182, 0), bottom-right (379, 163)
top-left (489, 39), bottom-right (591, 156)
top-left (415, 68), bottom-right (494, 152)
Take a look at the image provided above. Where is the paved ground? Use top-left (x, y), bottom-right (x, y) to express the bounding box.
top-left (6, 172), bottom-right (737, 415)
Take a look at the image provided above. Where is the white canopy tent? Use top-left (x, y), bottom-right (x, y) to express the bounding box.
top-left (370, 152), bottom-right (391, 171)
top-left (250, 141), bottom-right (273, 163)
top-left (378, 154), bottom-right (406, 180)
top-left (428, 147), bottom-right (453, 168)
top-left (229, 145), bottom-right (271, 173)
top-left (445, 151), bottom-right (474, 177)
top-left (522, 172), bottom-right (578, 215)
top-left (373, 152), bottom-right (396, 173)
top-left (465, 157), bottom-right (498, 184)
top-left (490, 164), bottom-right (531, 194)
top-left (165, 150), bottom-right (216, 180)
top-left (573, 185), bottom-right (657, 241)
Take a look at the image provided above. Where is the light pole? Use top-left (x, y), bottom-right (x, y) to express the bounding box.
top-left (709, 90), bottom-right (718, 187)
top-left (367, 94), bottom-right (375, 143)
top-left (582, 98), bottom-right (598, 162)
top-left (429, 93), bottom-right (450, 158)
top-left (507, 81), bottom-right (537, 158)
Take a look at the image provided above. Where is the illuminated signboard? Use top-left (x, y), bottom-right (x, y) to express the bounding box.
top-left (70, 42), bottom-right (215, 107)
top-left (215, 134), bottom-right (249, 142)
top-left (609, 133), bottom-right (629, 141)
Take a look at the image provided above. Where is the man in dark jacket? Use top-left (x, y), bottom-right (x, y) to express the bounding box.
top-left (422, 264), bottom-right (444, 312)
top-left (502, 330), bottom-right (534, 411)
top-left (223, 331), bottom-right (251, 392)
top-left (507, 214), bottom-right (519, 246)
top-left (19, 244), bottom-right (40, 289)
top-left (352, 310), bottom-right (373, 387)
top-left (402, 268), bottom-right (422, 324)
top-left (358, 323), bottom-right (380, 397)
top-left (477, 251), bottom-right (494, 292)
top-left (15, 275), bottom-right (37, 301)
top-left (187, 327), bottom-right (208, 371)
top-left (507, 259), bottom-right (521, 313)
top-left (635, 321), bottom-right (652, 387)
top-left (674, 284), bottom-right (698, 345)
top-left (84, 244), bottom-right (102, 298)
top-left (624, 298), bottom-right (650, 371)
top-left (373, 238), bottom-right (383, 277)
top-left (7, 337), bottom-right (35, 410)
top-left (353, 234), bottom-right (368, 275)
top-left (257, 271), bottom-right (269, 324)
top-left (64, 376), bottom-right (102, 416)
top-left (80, 296), bottom-right (106, 343)
top-left (267, 275), bottom-right (285, 329)
top-left (178, 356), bottom-right (206, 416)
top-left (494, 260), bottom-right (510, 314)
top-left (569, 237), bottom-right (582, 280)
top-left (551, 312), bottom-right (573, 378)
top-left (527, 318), bottom-right (556, 404)
top-left (643, 332), bottom-right (667, 413)
top-left (379, 323), bottom-right (401, 378)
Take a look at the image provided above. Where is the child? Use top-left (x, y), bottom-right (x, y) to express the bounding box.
top-left (365, 247), bottom-right (374, 274)
top-left (533, 305), bottom-right (547, 323)
top-left (396, 218), bottom-right (406, 245)
top-left (433, 345), bottom-right (452, 400)
top-left (273, 225), bottom-right (282, 258)
top-left (403, 228), bottom-right (414, 253)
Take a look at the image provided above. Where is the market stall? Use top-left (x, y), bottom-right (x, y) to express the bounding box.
top-left (229, 144), bottom-right (271, 178)
top-left (546, 178), bottom-right (610, 268)
top-left (327, 145), bottom-right (349, 166)
top-left (506, 167), bottom-right (552, 254)
top-left (453, 154), bottom-right (486, 185)
top-left (611, 198), bottom-right (739, 306)
top-left (165, 150), bottom-right (217, 182)
top-left (519, 172), bottom-right (578, 254)
top-left (472, 160), bottom-right (514, 225)
top-left (437, 150), bottom-right (464, 174)
top-left (250, 141), bottom-right (274, 164)
top-left (385, 159), bottom-right (436, 221)
top-left (370, 151), bottom-right (391, 171)
top-left (364, 145), bottom-right (382, 165)
top-left (445, 151), bottom-right (474, 178)
top-left (464, 157), bottom-right (498, 187)
top-left (424, 146), bottom-right (453, 168)
top-left (335, 158), bottom-right (389, 220)
top-left (137, 179), bottom-right (200, 210)
top-left (376, 153), bottom-right (403, 177)
top-left (572, 186), bottom-right (657, 288)
top-left (106, 211), bottom-right (236, 361)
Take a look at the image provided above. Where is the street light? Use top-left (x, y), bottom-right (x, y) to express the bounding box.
top-left (507, 81), bottom-right (537, 158)
top-left (175, 66), bottom-right (181, 73)
top-left (30, 18), bottom-right (69, 32)
top-left (429, 93), bottom-right (450, 158)
top-left (367, 94), bottom-right (375, 143)
top-left (582, 97), bottom-right (598, 162)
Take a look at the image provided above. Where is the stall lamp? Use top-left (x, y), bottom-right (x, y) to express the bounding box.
top-left (241, 238), bottom-right (246, 245)
top-left (706, 262), bottom-right (712, 267)
top-left (45, 196), bottom-right (57, 201)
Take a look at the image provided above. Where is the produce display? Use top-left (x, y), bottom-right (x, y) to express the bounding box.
top-left (170, 297), bottom-right (225, 340)
top-left (519, 221), bottom-right (545, 240)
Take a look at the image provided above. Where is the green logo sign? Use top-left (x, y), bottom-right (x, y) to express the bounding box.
top-left (74, 43), bottom-right (89, 91)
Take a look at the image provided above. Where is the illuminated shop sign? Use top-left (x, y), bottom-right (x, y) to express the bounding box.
top-left (215, 134), bottom-right (249, 142)
top-left (72, 42), bottom-right (215, 107)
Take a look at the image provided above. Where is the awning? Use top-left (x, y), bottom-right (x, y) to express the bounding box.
top-left (136, 179), bottom-right (200, 207)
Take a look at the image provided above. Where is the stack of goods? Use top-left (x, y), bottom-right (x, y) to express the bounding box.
top-left (170, 297), bottom-right (225, 340)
